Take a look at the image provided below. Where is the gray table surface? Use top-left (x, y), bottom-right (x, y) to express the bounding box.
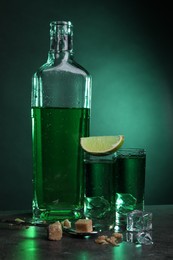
top-left (0, 205), bottom-right (173, 260)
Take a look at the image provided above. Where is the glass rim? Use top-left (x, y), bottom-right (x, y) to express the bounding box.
top-left (50, 21), bottom-right (73, 27)
top-left (117, 148), bottom-right (145, 152)
top-left (116, 148), bottom-right (146, 157)
top-left (84, 152), bottom-right (116, 162)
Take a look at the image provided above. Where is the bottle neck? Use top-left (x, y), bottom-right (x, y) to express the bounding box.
top-left (49, 21), bottom-right (73, 60)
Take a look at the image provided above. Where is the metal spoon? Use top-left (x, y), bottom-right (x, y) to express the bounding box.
top-left (63, 227), bottom-right (98, 237)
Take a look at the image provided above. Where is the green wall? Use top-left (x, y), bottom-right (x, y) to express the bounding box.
top-left (0, 0), bottom-right (173, 210)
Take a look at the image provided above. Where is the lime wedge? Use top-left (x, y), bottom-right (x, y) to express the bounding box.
top-left (80, 135), bottom-right (124, 155)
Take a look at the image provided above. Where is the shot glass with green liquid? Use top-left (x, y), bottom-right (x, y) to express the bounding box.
top-left (84, 153), bottom-right (116, 231)
top-left (114, 148), bottom-right (146, 230)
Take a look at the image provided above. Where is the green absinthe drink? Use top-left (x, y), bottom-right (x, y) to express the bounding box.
top-left (84, 154), bottom-right (116, 231)
top-left (115, 148), bottom-right (146, 228)
top-left (116, 149), bottom-right (146, 208)
top-left (31, 21), bottom-right (91, 221)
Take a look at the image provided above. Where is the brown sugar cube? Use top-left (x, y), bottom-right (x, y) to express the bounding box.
top-left (61, 219), bottom-right (71, 229)
top-left (112, 232), bottom-right (123, 242)
top-left (95, 235), bottom-right (109, 245)
top-left (75, 219), bottom-right (93, 233)
top-left (95, 238), bottom-right (109, 245)
top-left (48, 221), bottom-right (62, 241)
top-left (106, 236), bottom-right (119, 246)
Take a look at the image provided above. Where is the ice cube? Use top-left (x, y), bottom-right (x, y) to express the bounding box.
top-left (85, 196), bottom-right (111, 219)
top-left (85, 196), bottom-right (115, 231)
top-left (137, 231), bottom-right (153, 245)
top-left (126, 231), bottom-right (137, 243)
top-left (126, 210), bottom-right (152, 232)
top-left (116, 193), bottom-right (137, 214)
top-left (126, 231), bottom-right (153, 245)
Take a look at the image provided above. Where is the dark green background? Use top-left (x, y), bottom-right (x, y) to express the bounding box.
top-left (0, 0), bottom-right (173, 210)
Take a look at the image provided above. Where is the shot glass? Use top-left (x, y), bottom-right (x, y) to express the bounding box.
top-left (114, 148), bottom-right (146, 229)
top-left (84, 153), bottom-right (116, 231)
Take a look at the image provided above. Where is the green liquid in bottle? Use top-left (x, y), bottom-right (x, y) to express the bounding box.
top-left (32, 107), bottom-right (90, 221)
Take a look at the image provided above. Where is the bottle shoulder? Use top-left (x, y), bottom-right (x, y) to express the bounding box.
top-left (33, 61), bottom-right (52, 76)
top-left (69, 60), bottom-right (91, 76)
top-left (34, 59), bottom-right (91, 78)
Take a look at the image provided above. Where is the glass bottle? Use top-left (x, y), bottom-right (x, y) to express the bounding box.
top-left (31, 21), bottom-right (92, 222)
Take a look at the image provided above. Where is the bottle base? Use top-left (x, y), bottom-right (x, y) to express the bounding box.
top-left (32, 207), bottom-right (84, 223)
